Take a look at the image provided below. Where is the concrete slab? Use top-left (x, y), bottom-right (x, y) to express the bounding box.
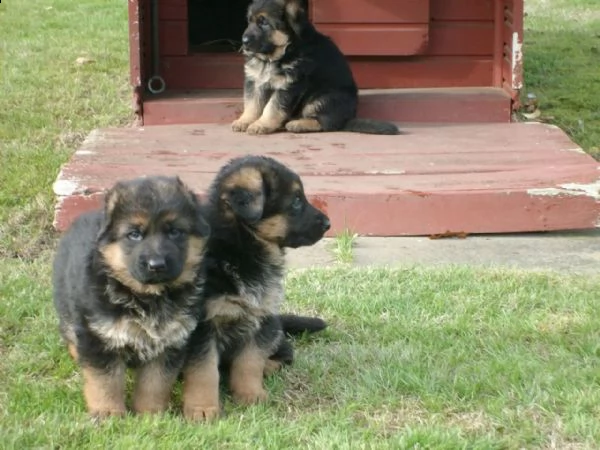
top-left (285, 230), bottom-right (600, 274)
top-left (285, 239), bottom-right (336, 269)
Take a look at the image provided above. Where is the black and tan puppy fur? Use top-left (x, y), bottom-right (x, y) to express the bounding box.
top-left (184, 155), bottom-right (329, 419)
top-left (232, 0), bottom-right (399, 136)
top-left (52, 176), bottom-right (210, 419)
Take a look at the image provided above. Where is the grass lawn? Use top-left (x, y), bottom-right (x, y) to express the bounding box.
top-left (3, 262), bottom-right (600, 448)
top-left (1, 0), bottom-right (600, 448)
top-left (523, 0), bottom-right (600, 157)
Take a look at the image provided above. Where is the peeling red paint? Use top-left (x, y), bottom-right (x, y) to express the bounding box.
top-left (128, 0), bottom-right (143, 88)
top-left (502, 0), bottom-right (524, 110)
top-left (405, 189), bottom-right (431, 198)
top-left (52, 123), bottom-right (600, 235)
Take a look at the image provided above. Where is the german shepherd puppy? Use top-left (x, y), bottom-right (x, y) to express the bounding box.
top-left (52, 176), bottom-right (210, 418)
top-left (183, 155), bottom-right (329, 420)
top-left (231, 0), bottom-right (399, 136)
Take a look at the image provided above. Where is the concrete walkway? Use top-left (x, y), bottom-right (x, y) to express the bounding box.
top-left (287, 229), bottom-right (600, 274)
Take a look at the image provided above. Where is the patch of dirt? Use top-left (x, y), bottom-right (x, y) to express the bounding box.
top-left (352, 399), bottom-right (429, 436)
top-left (56, 130), bottom-right (88, 149)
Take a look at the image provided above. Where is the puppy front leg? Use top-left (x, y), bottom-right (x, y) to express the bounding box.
top-left (232, 79), bottom-right (267, 132)
top-left (246, 91), bottom-right (289, 135)
top-left (229, 341), bottom-right (269, 404)
top-left (182, 339), bottom-right (221, 421)
top-left (132, 353), bottom-right (182, 415)
top-left (82, 361), bottom-right (127, 418)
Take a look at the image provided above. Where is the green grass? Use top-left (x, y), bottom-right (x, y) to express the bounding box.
top-left (331, 229), bottom-right (357, 264)
top-left (0, 0), bottom-right (131, 257)
top-left (2, 260), bottom-right (600, 448)
top-left (2, 0), bottom-right (600, 448)
top-left (523, 0), bottom-right (600, 158)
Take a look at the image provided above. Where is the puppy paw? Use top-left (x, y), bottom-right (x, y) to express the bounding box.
top-left (263, 359), bottom-right (283, 377)
top-left (285, 118), bottom-right (322, 133)
top-left (231, 118), bottom-right (252, 133)
top-left (246, 121), bottom-right (278, 135)
top-left (183, 404), bottom-right (221, 422)
top-left (233, 388), bottom-right (268, 405)
top-left (88, 406), bottom-right (127, 423)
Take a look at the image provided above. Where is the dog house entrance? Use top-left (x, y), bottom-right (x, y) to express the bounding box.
top-left (155, 0), bottom-right (431, 90)
top-left (188, 0), bottom-right (248, 53)
top-left (135, 0), bottom-right (521, 124)
top-left (187, 0), bottom-right (312, 53)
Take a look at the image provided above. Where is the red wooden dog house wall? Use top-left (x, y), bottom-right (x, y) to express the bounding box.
top-left (128, 0), bottom-right (524, 126)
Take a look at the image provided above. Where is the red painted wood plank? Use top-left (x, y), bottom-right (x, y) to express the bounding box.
top-left (58, 151), bottom-right (591, 181)
top-left (316, 24), bottom-right (428, 56)
top-left (311, 0), bottom-right (429, 23)
top-left (143, 90), bottom-right (243, 125)
top-left (430, 0), bottom-right (494, 21)
top-left (128, 0), bottom-right (143, 87)
top-left (160, 54), bottom-right (494, 89)
top-left (355, 88), bottom-right (510, 123)
top-left (52, 123), bottom-right (600, 236)
top-left (55, 187), bottom-right (600, 237)
top-left (159, 0), bottom-right (187, 20)
top-left (161, 54), bottom-right (244, 89)
top-left (502, 0), bottom-right (524, 93)
top-left (159, 20), bottom-right (188, 56)
top-left (142, 0), bottom-right (152, 94)
top-left (52, 124), bottom-right (590, 185)
top-left (141, 88), bottom-right (510, 125)
top-left (427, 23), bottom-right (494, 56)
top-left (351, 58), bottom-right (493, 88)
top-left (315, 22), bottom-right (494, 58)
top-left (493, 1), bottom-right (504, 86)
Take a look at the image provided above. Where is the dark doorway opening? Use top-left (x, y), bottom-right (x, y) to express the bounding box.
top-left (188, 0), bottom-right (249, 53)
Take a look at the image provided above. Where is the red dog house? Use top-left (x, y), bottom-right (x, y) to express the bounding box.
top-left (128, 0), bottom-right (524, 125)
top-left (53, 0), bottom-right (600, 236)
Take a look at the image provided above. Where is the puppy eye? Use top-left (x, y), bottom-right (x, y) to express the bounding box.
top-left (292, 196), bottom-right (303, 210)
top-left (127, 229), bottom-right (143, 241)
top-left (168, 228), bottom-right (184, 239)
top-left (256, 16), bottom-right (268, 27)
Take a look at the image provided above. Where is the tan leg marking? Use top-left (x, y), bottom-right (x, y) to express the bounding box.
top-left (229, 342), bottom-right (268, 404)
top-left (285, 118), bottom-right (323, 133)
top-left (263, 359), bottom-right (283, 377)
top-left (132, 358), bottom-right (177, 415)
top-left (247, 97), bottom-right (287, 135)
top-left (82, 363), bottom-right (126, 417)
top-left (232, 94), bottom-right (264, 132)
top-left (67, 343), bottom-right (79, 361)
top-left (182, 342), bottom-right (220, 421)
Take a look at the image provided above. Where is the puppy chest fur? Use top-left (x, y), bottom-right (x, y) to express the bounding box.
top-left (205, 263), bottom-right (284, 335)
top-left (245, 58), bottom-right (294, 91)
top-left (89, 307), bottom-right (198, 362)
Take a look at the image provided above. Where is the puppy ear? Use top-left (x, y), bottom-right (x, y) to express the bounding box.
top-left (285, 0), bottom-right (309, 37)
top-left (175, 177), bottom-right (211, 237)
top-left (97, 182), bottom-right (125, 242)
top-left (228, 186), bottom-right (266, 224)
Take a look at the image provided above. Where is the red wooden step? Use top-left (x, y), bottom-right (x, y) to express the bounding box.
top-left (141, 87), bottom-right (511, 126)
top-left (53, 122), bottom-right (600, 236)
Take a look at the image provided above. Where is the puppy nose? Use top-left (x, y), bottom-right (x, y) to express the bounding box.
top-left (147, 257), bottom-right (167, 272)
top-left (321, 217), bottom-right (331, 231)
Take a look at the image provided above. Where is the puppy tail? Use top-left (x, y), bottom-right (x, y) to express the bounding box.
top-left (343, 118), bottom-right (401, 135)
top-left (279, 314), bottom-right (327, 336)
